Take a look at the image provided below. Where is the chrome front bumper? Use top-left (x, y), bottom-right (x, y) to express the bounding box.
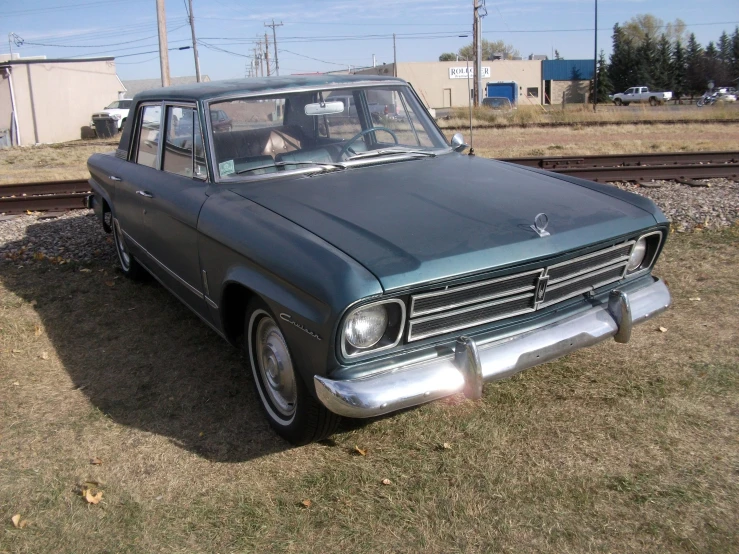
top-left (315, 278), bottom-right (671, 418)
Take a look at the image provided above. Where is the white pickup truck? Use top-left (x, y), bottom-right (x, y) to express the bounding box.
top-left (610, 87), bottom-right (673, 106)
top-left (91, 99), bottom-right (132, 131)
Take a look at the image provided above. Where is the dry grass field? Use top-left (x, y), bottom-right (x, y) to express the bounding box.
top-left (439, 103), bottom-right (739, 129)
top-left (1, 221), bottom-right (738, 553)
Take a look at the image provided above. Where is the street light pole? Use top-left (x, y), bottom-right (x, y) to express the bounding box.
top-left (593, 0), bottom-right (598, 112)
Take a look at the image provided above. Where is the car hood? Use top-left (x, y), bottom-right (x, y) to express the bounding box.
top-left (230, 154), bottom-right (659, 292)
top-left (94, 108), bottom-right (129, 117)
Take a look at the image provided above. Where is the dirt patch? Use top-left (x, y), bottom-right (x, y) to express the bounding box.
top-left (1, 224), bottom-right (737, 553)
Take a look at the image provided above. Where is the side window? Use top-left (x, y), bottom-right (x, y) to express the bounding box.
top-left (162, 106), bottom-right (196, 178)
top-left (135, 105), bottom-right (161, 168)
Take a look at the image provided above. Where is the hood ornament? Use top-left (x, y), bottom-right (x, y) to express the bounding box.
top-left (530, 213), bottom-right (550, 237)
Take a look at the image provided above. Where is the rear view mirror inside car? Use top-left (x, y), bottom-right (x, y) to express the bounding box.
top-left (304, 101), bottom-right (345, 116)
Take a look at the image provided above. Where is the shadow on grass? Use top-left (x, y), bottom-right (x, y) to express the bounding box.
top-left (1, 218), bottom-right (296, 463)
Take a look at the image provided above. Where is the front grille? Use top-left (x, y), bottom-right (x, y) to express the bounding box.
top-left (406, 240), bottom-right (635, 342)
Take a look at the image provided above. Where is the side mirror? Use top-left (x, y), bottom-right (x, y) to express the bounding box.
top-left (451, 133), bottom-right (468, 152)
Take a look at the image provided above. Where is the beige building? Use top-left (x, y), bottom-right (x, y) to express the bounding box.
top-left (354, 60), bottom-right (543, 109)
top-left (0, 56), bottom-right (125, 146)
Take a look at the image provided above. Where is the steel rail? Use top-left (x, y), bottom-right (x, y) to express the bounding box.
top-left (1, 151), bottom-right (737, 214)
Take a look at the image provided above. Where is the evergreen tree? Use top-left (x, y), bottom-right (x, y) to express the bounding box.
top-left (685, 33), bottom-right (705, 94)
top-left (732, 27), bottom-right (739, 80)
top-left (636, 33), bottom-right (657, 87)
top-left (653, 34), bottom-right (673, 91)
top-left (594, 50), bottom-right (612, 102)
top-left (554, 49), bottom-right (563, 60)
top-left (671, 39), bottom-right (687, 100)
top-left (704, 41), bottom-right (722, 85)
top-left (718, 31), bottom-right (731, 62)
top-left (609, 24), bottom-right (638, 92)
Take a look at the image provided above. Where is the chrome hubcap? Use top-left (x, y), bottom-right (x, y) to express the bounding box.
top-left (113, 219), bottom-right (131, 270)
top-left (255, 317), bottom-right (297, 418)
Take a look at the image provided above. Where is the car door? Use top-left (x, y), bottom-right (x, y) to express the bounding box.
top-left (113, 102), bottom-right (163, 260)
top-left (624, 88), bottom-right (634, 102)
top-left (136, 103), bottom-right (211, 319)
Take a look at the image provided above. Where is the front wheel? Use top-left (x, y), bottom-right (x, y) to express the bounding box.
top-left (649, 97), bottom-right (658, 106)
top-left (245, 300), bottom-right (340, 445)
top-left (614, 98), bottom-right (623, 106)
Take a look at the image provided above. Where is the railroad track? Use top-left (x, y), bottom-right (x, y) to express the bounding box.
top-left (1, 151), bottom-right (738, 214)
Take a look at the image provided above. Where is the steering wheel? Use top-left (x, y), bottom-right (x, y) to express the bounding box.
top-left (339, 126), bottom-right (399, 159)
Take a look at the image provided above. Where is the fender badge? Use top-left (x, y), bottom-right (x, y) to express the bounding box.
top-left (530, 213), bottom-right (550, 237)
top-left (280, 313), bottom-right (322, 341)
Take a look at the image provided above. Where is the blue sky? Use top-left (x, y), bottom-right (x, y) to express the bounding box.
top-left (2, 0), bottom-right (738, 81)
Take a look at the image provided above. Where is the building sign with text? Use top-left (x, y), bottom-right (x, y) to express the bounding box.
top-left (449, 66), bottom-right (491, 79)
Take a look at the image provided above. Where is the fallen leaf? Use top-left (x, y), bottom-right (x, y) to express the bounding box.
top-left (104, 280), bottom-right (115, 287)
top-left (12, 349), bottom-right (22, 354)
top-left (19, 519), bottom-right (29, 529)
top-left (12, 381), bottom-right (19, 386)
top-left (39, 352), bottom-right (49, 360)
top-left (11, 514), bottom-right (21, 528)
top-left (301, 499), bottom-right (312, 508)
top-left (79, 268), bottom-right (92, 273)
top-left (658, 326), bottom-right (668, 333)
top-left (83, 488), bottom-right (103, 505)
top-left (354, 445), bottom-right (367, 456)
top-left (90, 457), bottom-right (103, 465)
top-left (442, 442), bottom-right (452, 450)
top-left (34, 324), bottom-right (42, 336)
top-left (381, 478), bottom-right (391, 486)
top-left (689, 297), bottom-right (701, 301)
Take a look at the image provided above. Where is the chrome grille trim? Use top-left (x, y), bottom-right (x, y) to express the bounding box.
top-left (406, 239), bottom-right (642, 342)
top-left (409, 269), bottom-right (542, 317)
top-left (408, 293), bottom-right (536, 342)
top-left (546, 241), bottom-right (634, 284)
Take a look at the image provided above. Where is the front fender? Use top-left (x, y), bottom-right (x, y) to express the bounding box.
top-left (197, 189), bottom-right (383, 380)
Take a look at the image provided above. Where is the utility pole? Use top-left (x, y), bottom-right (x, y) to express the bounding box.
top-left (593, 0), bottom-right (598, 112)
top-left (392, 33), bottom-right (397, 77)
top-left (156, 0), bottom-right (170, 87)
top-left (258, 39), bottom-right (264, 76)
top-left (473, 0), bottom-right (482, 107)
top-left (264, 32), bottom-right (271, 76)
top-left (186, 0), bottom-right (201, 82)
top-left (264, 20), bottom-right (283, 76)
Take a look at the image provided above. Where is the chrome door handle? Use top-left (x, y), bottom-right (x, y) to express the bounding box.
top-left (109, 175), bottom-right (122, 181)
top-left (136, 190), bottom-right (154, 198)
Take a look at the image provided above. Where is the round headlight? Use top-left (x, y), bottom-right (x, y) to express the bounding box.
top-left (344, 304), bottom-right (388, 349)
top-left (627, 238), bottom-right (647, 271)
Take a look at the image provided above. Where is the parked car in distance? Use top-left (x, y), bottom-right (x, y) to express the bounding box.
top-left (610, 87), bottom-right (673, 106)
top-left (87, 75), bottom-right (672, 445)
top-left (91, 99), bottom-right (132, 131)
top-left (482, 96), bottom-right (514, 110)
top-left (210, 109), bottom-right (233, 132)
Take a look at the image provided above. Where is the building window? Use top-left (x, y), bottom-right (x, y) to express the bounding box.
top-left (527, 87), bottom-right (539, 98)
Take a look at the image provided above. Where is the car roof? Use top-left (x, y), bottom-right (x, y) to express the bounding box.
top-left (132, 74), bottom-right (406, 103)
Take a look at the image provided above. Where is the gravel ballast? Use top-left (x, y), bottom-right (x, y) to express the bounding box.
top-left (1, 177), bottom-right (737, 266)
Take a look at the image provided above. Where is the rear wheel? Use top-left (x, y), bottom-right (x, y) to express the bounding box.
top-left (245, 299), bottom-right (340, 445)
top-left (614, 98), bottom-right (623, 106)
top-left (649, 97), bottom-right (658, 106)
top-left (112, 217), bottom-right (147, 279)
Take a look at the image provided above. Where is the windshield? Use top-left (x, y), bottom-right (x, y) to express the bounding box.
top-left (105, 100), bottom-right (131, 110)
top-left (209, 84), bottom-right (448, 180)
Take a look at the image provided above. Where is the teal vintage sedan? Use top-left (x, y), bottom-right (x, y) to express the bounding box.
top-left (87, 75), bottom-right (671, 445)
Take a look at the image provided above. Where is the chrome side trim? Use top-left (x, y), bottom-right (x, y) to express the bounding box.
top-left (409, 269), bottom-right (542, 317)
top-left (122, 230), bottom-right (204, 299)
top-left (315, 278), bottom-right (671, 418)
top-left (205, 296), bottom-right (218, 310)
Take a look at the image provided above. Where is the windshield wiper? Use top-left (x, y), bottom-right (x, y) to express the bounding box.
top-left (346, 148), bottom-right (437, 161)
top-left (234, 160), bottom-right (345, 175)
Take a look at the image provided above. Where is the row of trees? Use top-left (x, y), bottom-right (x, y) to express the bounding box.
top-left (606, 16), bottom-right (739, 99)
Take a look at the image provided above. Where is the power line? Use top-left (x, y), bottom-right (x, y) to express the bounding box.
top-left (278, 49), bottom-right (347, 67)
top-left (4, 0), bottom-right (149, 17)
